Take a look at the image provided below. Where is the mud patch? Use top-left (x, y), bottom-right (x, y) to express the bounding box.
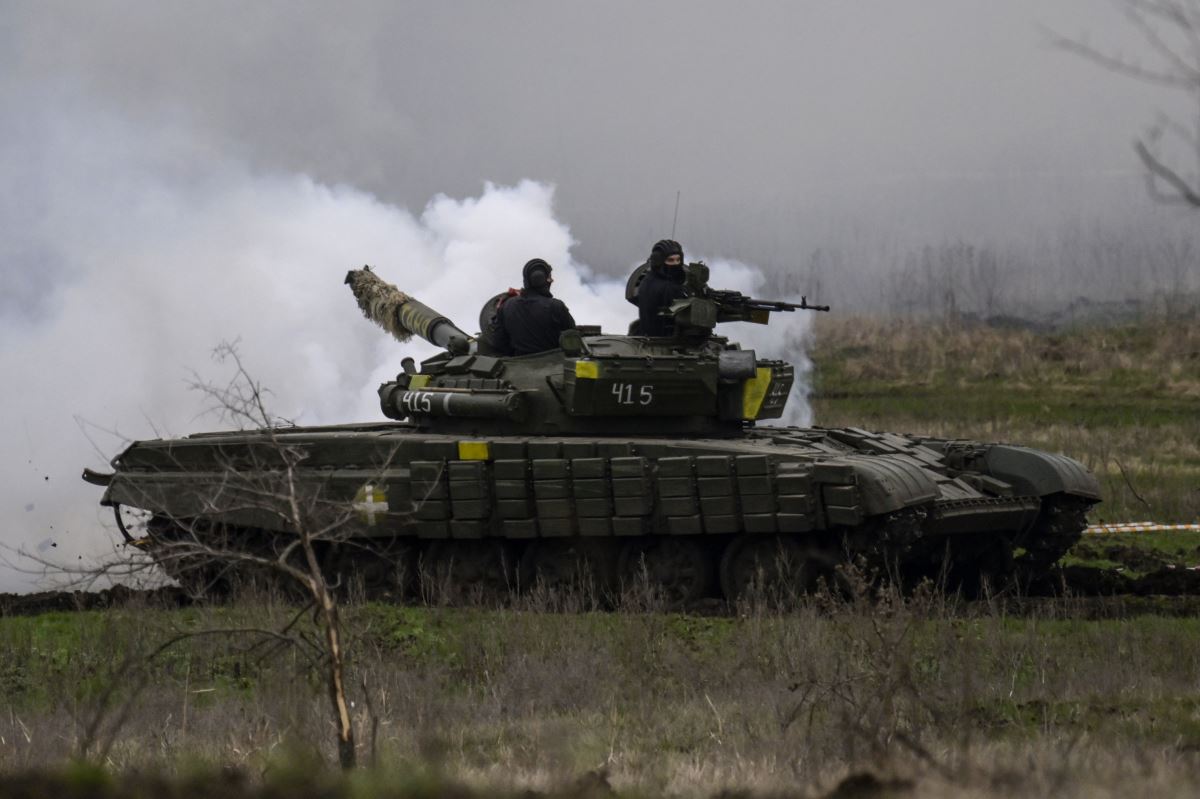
top-left (1070, 538), bottom-right (1197, 575)
top-left (1131, 566), bottom-right (1200, 596)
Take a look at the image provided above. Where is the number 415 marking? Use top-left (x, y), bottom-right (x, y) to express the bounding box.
top-left (611, 383), bottom-right (654, 406)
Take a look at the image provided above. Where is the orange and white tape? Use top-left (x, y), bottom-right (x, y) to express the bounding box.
top-left (1086, 522), bottom-right (1200, 534)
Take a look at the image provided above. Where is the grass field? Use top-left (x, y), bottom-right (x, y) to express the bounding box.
top-left (3, 595), bottom-right (1200, 798)
top-left (2, 316), bottom-right (1198, 797)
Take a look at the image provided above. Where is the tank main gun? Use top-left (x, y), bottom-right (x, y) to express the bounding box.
top-left (345, 266), bottom-right (472, 353)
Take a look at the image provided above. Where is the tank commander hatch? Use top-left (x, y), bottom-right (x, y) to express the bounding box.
top-left (490, 258), bottom-right (578, 356)
top-left (634, 238), bottom-right (689, 336)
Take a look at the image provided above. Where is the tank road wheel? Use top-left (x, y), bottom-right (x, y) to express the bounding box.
top-left (169, 560), bottom-right (234, 601)
top-left (519, 540), bottom-right (619, 606)
top-left (719, 535), bottom-right (840, 603)
top-left (146, 517), bottom-right (270, 600)
top-left (914, 535), bottom-right (1017, 598)
top-left (422, 540), bottom-right (518, 606)
top-left (617, 537), bottom-right (714, 608)
top-left (967, 537), bottom-right (1017, 596)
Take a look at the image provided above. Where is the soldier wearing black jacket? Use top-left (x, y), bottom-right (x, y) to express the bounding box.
top-left (636, 239), bottom-right (689, 337)
top-left (491, 259), bottom-right (577, 356)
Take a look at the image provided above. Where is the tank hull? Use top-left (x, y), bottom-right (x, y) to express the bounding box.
top-left (97, 422), bottom-right (1100, 602)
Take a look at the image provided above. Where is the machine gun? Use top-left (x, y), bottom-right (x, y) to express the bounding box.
top-left (701, 287), bottom-right (830, 324)
top-left (668, 262), bottom-right (830, 338)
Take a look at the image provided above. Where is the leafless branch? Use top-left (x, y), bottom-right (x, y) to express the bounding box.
top-left (1126, 0), bottom-right (1200, 40)
top-left (1135, 138), bottom-right (1200, 203)
top-left (57, 340), bottom-right (377, 768)
top-left (1113, 457), bottom-right (1153, 508)
top-left (1125, 6), bottom-right (1200, 82)
top-left (1046, 27), bottom-right (1194, 88)
top-left (1155, 112), bottom-right (1200, 149)
top-left (1050, 2), bottom-right (1200, 207)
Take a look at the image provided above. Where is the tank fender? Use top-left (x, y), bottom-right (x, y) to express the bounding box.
top-left (812, 454), bottom-right (940, 515)
top-left (981, 446), bottom-right (1101, 500)
top-left (82, 468), bottom-right (114, 487)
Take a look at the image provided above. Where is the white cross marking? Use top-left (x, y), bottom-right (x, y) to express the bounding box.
top-left (353, 484), bottom-right (389, 525)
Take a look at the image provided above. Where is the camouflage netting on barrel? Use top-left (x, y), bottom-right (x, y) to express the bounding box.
top-left (345, 266), bottom-right (417, 343)
top-left (346, 266), bottom-right (469, 350)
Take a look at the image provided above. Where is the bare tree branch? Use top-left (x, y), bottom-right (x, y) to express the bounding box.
top-left (1135, 138), bottom-right (1200, 203)
top-left (1051, 2), bottom-right (1200, 207)
top-left (1047, 27), bottom-right (1194, 88)
top-left (48, 341), bottom-right (385, 768)
top-left (1126, 0), bottom-right (1200, 41)
top-left (1125, 6), bottom-right (1200, 82)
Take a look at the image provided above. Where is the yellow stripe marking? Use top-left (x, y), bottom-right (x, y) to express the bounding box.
top-left (458, 441), bottom-right (491, 461)
top-left (742, 367), bottom-right (773, 420)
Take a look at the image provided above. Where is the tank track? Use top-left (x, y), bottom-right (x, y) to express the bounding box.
top-left (146, 499), bottom-right (1075, 608)
top-left (107, 426), bottom-right (1099, 608)
top-left (1014, 495), bottom-right (1091, 582)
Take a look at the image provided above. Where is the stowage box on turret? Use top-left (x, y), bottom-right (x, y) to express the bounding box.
top-left (83, 264), bottom-right (1100, 604)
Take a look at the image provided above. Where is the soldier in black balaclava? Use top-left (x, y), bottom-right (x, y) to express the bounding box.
top-left (491, 258), bottom-right (578, 356)
top-left (635, 239), bottom-right (689, 336)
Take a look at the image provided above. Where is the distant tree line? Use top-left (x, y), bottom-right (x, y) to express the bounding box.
top-left (763, 224), bottom-right (1199, 326)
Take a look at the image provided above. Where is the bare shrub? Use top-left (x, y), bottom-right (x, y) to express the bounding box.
top-left (29, 342), bottom-right (392, 769)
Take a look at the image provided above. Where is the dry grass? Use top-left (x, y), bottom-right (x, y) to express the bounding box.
top-left (3, 590), bottom-right (1200, 797)
top-left (811, 315), bottom-right (1200, 391)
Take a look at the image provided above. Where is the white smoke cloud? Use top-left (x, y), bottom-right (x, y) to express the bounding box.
top-left (0, 90), bottom-right (812, 593)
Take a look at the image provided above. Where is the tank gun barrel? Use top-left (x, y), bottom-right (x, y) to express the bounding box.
top-left (345, 266), bottom-right (471, 352)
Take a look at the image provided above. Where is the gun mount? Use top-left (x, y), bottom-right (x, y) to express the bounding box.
top-left (669, 262), bottom-right (829, 341)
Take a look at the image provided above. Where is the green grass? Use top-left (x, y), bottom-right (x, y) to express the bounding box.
top-left (6, 599), bottom-right (1200, 795)
top-left (1107, 530), bottom-right (1200, 557)
top-left (815, 378), bottom-right (1196, 429)
top-left (1064, 531), bottom-right (1200, 576)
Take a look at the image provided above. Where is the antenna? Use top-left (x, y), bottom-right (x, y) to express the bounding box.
top-left (670, 190), bottom-right (681, 239)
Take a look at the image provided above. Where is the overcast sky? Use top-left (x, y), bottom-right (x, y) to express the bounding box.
top-left (4, 0), bottom-right (1192, 277)
top-left (0, 1), bottom-right (1196, 591)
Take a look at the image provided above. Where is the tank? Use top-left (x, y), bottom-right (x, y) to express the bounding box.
top-left (82, 264), bottom-right (1101, 604)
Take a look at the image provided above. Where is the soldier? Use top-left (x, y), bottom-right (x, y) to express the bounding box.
top-left (636, 239), bottom-right (689, 336)
top-left (491, 258), bottom-right (577, 356)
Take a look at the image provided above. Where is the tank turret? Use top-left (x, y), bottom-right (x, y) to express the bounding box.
top-left (346, 266), bottom-right (807, 437)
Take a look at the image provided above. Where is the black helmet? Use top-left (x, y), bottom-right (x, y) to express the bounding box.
top-left (649, 239), bottom-right (684, 275)
top-left (522, 258), bottom-right (552, 290)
